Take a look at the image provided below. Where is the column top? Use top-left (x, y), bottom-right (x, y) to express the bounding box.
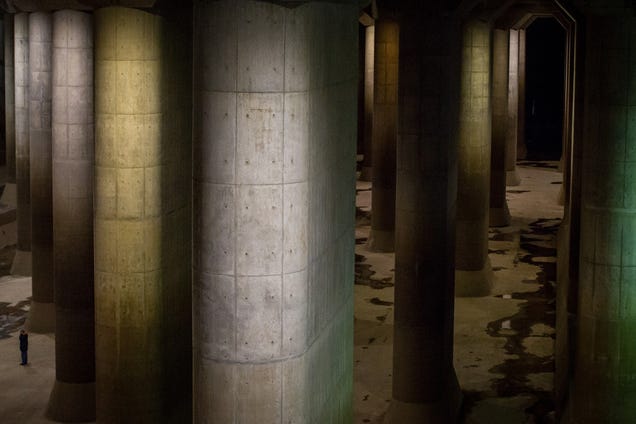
top-left (3, 0), bottom-right (368, 12)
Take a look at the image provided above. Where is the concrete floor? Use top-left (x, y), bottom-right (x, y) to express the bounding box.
top-left (0, 162), bottom-right (562, 423)
top-left (354, 161), bottom-right (563, 424)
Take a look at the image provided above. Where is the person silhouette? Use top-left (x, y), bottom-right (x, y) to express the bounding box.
top-left (19, 329), bottom-right (28, 365)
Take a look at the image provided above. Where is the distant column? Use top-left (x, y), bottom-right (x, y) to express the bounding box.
top-left (390, 0), bottom-right (462, 421)
top-left (490, 28), bottom-right (511, 227)
top-left (12, 12), bottom-right (31, 276)
top-left (360, 24), bottom-right (374, 181)
top-left (506, 29), bottom-right (521, 186)
top-left (46, 10), bottom-right (95, 422)
top-left (27, 11), bottom-right (55, 333)
top-left (455, 19), bottom-right (492, 297)
top-left (5, 14), bottom-right (15, 183)
top-left (517, 28), bottom-right (527, 160)
top-left (368, 17), bottom-right (398, 252)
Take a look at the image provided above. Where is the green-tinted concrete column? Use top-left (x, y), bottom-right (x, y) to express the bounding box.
top-left (390, 0), bottom-right (461, 421)
top-left (13, 12), bottom-right (31, 276)
top-left (506, 29), bottom-right (521, 186)
top-left (193, 1), bottom-right (356, 422)
top-left (5, 14), bottom-right (15, 183)
top-left (28, 11), bottom-right (54, 333)
top-left (46, 10), bottom-right (95, 422)
top-left (455, 19), bottom-right (492, 297)
top-left (368, 17), bottom-right (398, 252)
top-left (360, 24), bottom-right (374, 181)
top-left (490, 28), bottom-right (511, 227)
top-left (572, 8), bottom-right (636, 423)
top-left (517, 28), bottom-right (527, 160)
top-left (94, 6), bottom-right (192, 422)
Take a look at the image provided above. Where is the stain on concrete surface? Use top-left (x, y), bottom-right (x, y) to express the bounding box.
top-left (480, 217), bottom-right (559, 423)
top-left (0, 299), bottom-right (29, 340)
top-left (369, 297), bottom-right (393, 306)
top-left (355, 254), bottom-right (394, 289)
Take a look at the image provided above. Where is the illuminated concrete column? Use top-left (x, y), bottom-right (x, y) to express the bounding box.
top-left (13, 12), bottom-right (31, 276)
top-left (390, 1), bottom-right (461, 421)
top-left (517, 28), bottom-right (527, 160)
top-left (506, 29), bottom-right (521, 186)
top-left (455, 19), bottom-right (492, 297)
top-left (490, 28), bottom-right (511, 227)
top-left (193, 1), bottom-right (357, 422)
top-left (5, 14), bottom-right (15, 183)
top-left (94, 7), bottom-right (192, 422)
top-left (360, 24), bottom-right (374, 181)
top-left (572, 8), bottom-right (636, 423)
top-left (46, 10), bottom-right (95, 422)
top-left (27, 11), bottom-right (54, 333)
top-left (368, 17), bottom-right (398, 252)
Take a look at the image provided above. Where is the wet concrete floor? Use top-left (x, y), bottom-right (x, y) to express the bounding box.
top-left (354, 162), bottom-right (563, 423)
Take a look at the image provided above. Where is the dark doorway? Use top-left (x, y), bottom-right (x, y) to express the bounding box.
top-left (524, 18), bottom-right (566, 161)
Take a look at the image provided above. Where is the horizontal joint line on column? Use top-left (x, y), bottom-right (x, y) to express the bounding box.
top-left (193, 268), bottom-right (308, 279)
top-left (584, 205), bottom-right (636, 215)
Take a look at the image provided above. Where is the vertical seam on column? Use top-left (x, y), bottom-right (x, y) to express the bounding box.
top-left (280, 8), bottom-right (287, 423)
top-left (233, 2), bottom-right (239, 421)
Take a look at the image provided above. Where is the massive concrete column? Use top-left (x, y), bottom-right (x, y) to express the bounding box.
top-left (13, 12), bottom-right (31, 276)
top-left (94, 7), bottom-right (192, 422)
top-left (5, 14), bottom-right (15, 183)
top-left (572, 7), bottom-right (636, 423)
top-left (389, 0), bottom-right (461, 421)
top-left (193, 1), bottom-right (357, 422)
top-left (490, 28), bottom-right (511, 227)
top-left (46, 10), bottom-right (95, 422)
top-left (27, 12), bottom-right (54, 333)
top-left (455, 19), bottom-right (492, 297)
top-left (506, 29), bottom-right (521, 185)
top-left (368, 17), bottom-right (398, 252)
top-left (360, 24), bottom-right (374, 181)
top-left (517, 28), bottom-right (527, 160)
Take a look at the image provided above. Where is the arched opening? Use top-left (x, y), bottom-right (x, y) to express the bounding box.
top-left (524, 17), bottom-right (566, 161)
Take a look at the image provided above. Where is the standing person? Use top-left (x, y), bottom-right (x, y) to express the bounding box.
top-left (19, 329), bottom-right (28, 365)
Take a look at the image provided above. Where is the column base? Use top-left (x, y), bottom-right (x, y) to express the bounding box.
top-left (366, 229), bottom-right (394, 252)
top-left (1, 182), bottom-right (17, 207)
top-left (489, 204), bottom-right (511, 227)
top-left (558, 183), bottom-right (566, 206)
top-left (47, 380), bottom-right (96, 422)
top-left (11, 249), bottom-right (31, 276)
top-left (27, 300), bottom-right (55, 333)
top-left (506, 169), bottom-right (521, 186)
top-left (384, 370), bottom-right (462, 423)
top-left (455, 259), bottom-right (493, 297)
top-left (360, 166), bottom-right (372, 182)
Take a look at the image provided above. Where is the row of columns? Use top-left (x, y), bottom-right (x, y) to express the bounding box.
top-left (5, 1), bottom-right (357, 422)
top-left (360, 18), bottom-right (530, 298)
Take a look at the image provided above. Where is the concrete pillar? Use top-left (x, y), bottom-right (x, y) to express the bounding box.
top-left (572, 8), bottom-right (636, 423)
top-left (192, 1), bottom-right (357, 422)
top-left (94, 6), bottom-right (192, 422)
top-left (5, 14), bottom-right (15, 183)
top-left (360, 24), bottom-right (374, 181)
top-left (506, 29), bottom-right (521, 186)
top-left (13, 12), bottom-right (31, 276)
top-left (455, 19), bottom-right (492, 297)
top-left (389, 1), bottom-right (461, 421)
top-left (517, 28), bottom-right (527, 160)
top-left (46, 10), bottom-right (95, 422)
top-left (27, 12), bottom-right (54, 333)
top-left (367, 18), bottom-right (398, 252)
top-left (490, 28), bottom-right (511, 227)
